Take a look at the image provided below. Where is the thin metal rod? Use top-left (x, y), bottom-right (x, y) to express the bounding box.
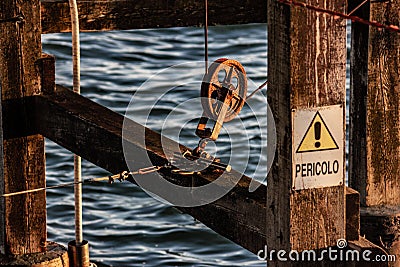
top-left (204, 0), bottom-right (209, 74)
top-left (347, 0), bottom-right (368, 15)
top-left (246, 80), bottom-right (268, 101)
top-left (73, 155), bottom-right (82, 245)
top-left (1, 182), bottom-right (78, 198)
top-left (0, 168), bottom-right (162, 198)
top-left (68, 0), bottom-right (82, 245)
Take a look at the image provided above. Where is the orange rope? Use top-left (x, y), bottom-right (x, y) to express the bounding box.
top-left (278, 0), bottom-right (400, 34)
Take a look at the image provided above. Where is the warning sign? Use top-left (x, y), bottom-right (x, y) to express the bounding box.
top-left (296, 112), bottom-right (339, 153)
top-left (292, 105), bottom-right (344, 190)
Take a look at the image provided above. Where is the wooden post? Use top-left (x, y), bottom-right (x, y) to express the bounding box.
top-left (40, 0), bottom-right (268, 33)
top-left (348, 0), bottom-right (370, 207)
top-left (0, 2), bottom-right (68, 265)
top-left (349, 0), bottom-right (400, 208)
top-left (0, 78), bottom-right (4, 255)
top-left (0, 0), bottom-right (46, 255)
top-left (38, 54), bottom-right (56, 95)
top-left (266, 0), bottom-right (347, 264)
top-left (349, 0), bottom-right (400, 264)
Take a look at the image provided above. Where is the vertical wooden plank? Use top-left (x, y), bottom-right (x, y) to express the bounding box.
top-left (266, 0), bottom-right (347, 262)
top-left (348, 0), bottom-right (370, 206)
top-left (346, 187), bottom-right (360, 242)
top-left (349, 0), bottom-right (400, 264)
top-left (38, 54), bottom-right (56, 95)
top-left (266, 0), bottom-right (292, 254)
top-left (366, 0), bottom-right (400, 207)
top-left (349, 0), bottom-right (400, 263)
top-left (0, 88), bottom-right (4, 254)
top-left (0, 0), bottom-right (46, 254)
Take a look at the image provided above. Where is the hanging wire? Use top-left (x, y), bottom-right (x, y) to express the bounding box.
top-left (246, 80), bottom-right (268, 101)
top-left (68, 0), bottom-right (83, 245)
top-left (0, 150), bottom-right (238, 198)
top-left (0, 167), bottom-right (162, 198)
top-left (347, 0), bottom-right (368, 16)
top-left (204, 0), bottom-right (209, 74)
top-left (0, 151), bottom-right (237, 198)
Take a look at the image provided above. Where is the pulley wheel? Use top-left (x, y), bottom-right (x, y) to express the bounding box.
top-left (201, 58), bottom-right (247, 122)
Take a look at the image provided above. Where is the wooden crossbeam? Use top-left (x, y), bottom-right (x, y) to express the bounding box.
top-left (40, 0), bottom-right (268, 34)
top-left (1, 85), bottom-right (375, 258)
top-left (32, 85), bottom-right (267, 254)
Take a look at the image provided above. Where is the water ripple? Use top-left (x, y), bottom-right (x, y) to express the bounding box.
top-left (43, 24), bottom-right (268, 266)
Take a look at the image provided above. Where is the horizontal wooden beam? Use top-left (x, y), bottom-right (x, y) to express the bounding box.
top-left (2, 86), bottom-right (372, 257)
top-left (2, 86), bottom-right (374, 258)
top-left (31, 85), bottom-right (267, 254)
top-left (40, 0), bottom-right (267, 33)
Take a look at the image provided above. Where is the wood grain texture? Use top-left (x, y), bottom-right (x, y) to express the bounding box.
top-left (348, 0), bottom-right (370, 207)
top-left (290, 0), bottom-right (347, 107)
top-left (32, 86), bottom-right (267, 254)
top-left (0, 0), bottom-right (46, 255)
top-left (40, 0), bottom-right (267, 33)
top-left (347, 1), bottom-right (400, 264)
top-left (346, 187), bottom-right (360, 241)
top-left (348, 236), bottom-right (390, 267)
top-left (0, 84), bottom-right (3, 254)
top-left (1, 88), bottom-right (365, 257)
top-left (266, 0), bottom-right (346, 262)
top-left (0, 241), bottom-right (69, 266)
top-left (360, 206), bottom-right (400, 267)
top-left (38, 54), bottom-right (56, 95)
top-left (266, 0), bottom-right (292, 256)
top-left (366, 0), bottom-right (400, 206)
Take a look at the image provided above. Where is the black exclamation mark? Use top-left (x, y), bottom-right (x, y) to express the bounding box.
top-left (314, 122), bottom-right (321, 148)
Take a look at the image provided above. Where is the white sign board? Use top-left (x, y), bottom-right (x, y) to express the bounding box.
top-left (292, 105), bottom-right (344, 190)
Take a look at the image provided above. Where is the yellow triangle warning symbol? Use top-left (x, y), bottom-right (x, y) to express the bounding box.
top-left (296, 111), bottom-right (339, 153)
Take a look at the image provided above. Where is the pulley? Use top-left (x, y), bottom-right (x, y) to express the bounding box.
top-left (201, 58), bottom-right (247, 123)
top-left (193, 58), bottom-right (247, 159)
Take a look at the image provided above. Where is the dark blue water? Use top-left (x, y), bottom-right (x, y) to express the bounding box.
top-left (42, 24), bottom-right (269, 266)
